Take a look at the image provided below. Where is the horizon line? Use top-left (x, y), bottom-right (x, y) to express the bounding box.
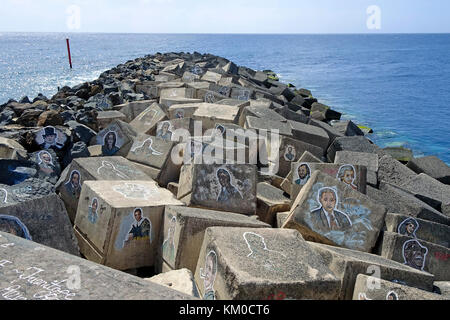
top-left (1, 31), bottom-right (450, 36)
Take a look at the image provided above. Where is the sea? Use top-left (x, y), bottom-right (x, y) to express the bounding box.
top-left (0, 33), bottom-right (449, 164)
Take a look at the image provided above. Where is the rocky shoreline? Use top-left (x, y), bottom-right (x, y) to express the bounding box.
top-left (0, 52), bottom-right (449, 301)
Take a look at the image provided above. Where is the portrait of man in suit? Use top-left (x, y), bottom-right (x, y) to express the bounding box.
top-left (310, 187), bottom-right (352, 232)
top-left (284, 145), bottom-right (296, 162)
top-left (38, 126), bottom-right (64, 150)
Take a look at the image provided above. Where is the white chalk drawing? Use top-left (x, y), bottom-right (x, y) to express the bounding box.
top-left (200, 250), bottom-right (217, 301)
top-left (398, 218), bottom-right (419, 238)
top-left (0, 189), bottom-right (8, 204)
top-left (402, 239), bottom-right (428, 271)
top-left (284, 145), bottom-right (296, 162)
top-left (216, 168), bottom-right (243, 202)
top-left (310, 187), bottom-right (353, 231)
top-left (358, 292), bottom-right (372, 300)
top-left (64, 170), bottom-right (82, 198)
top-left (102, 131), bottom-right (121, 156)
top-left (294, 163), bottom-right (312, 186)
top-left (0, 215), bottom-right (32, 240)
top-left (88, 198), bottom-right (99, 224)
top-left (156, 121), bottom-right (173, 142)
top-left (130, 138), bottom-right (163, 156)
top-left (243, 232), bottom-right (286, 272)
top-left (35, 126), bottom-right (66, 150)
top-left (113, 183), bottom-right (157, 200)
top-left (386, 291), bottom-right (399, 300)
top-left (237, 89), bottom-right (250, 101)
top-left (123, 208), bottom-right (152, 247)
top-left (337, 165), bottom-right (358, 190)
top-left (97, 161), bottom-right (129, 179)
top-left (162, 216), bottom-right (177, 263)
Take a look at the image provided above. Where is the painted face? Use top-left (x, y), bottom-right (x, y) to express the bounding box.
top-left (107, 134), bottom-right (115, 148)
top-left (406, 223), bottom-right (416, 235)
top-left (320, 191), bottom-right (336, 214)
top-left (204, 255), bottom-right (216, 289)
top-left (298, 165), bottom-right (308, 179)
top-left (218, 172), bottom-right (230, 187)
top-left (405, 242), bottom-right (426, 269)
top-left (91, 200), bottom-right (98, 212)
top-left (45, 134), bottom-right (56, 145)
top-left (41, 153), bottom-right (51, 163)
top-left (72, 173), bottom-right (80, 188)
top-left (342, 170), bottom-right (355, 185)
top-left (162, 123), bottom-right (169, 132)
top-left (134, 210), bottom-right (142, 222)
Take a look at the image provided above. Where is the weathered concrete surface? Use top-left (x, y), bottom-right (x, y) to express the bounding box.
top-left (192, 103), bottom-right (240, 131)
top-left (283, 171), bottom-right (386, 253)
top-left (378, 155), bottom-right (417, 187)
top-left (146, 269), bottom-right (200, 298)
top-left (244, 116), bottom-right (293, 137)
top-left (0, 178), bottom-right (55, 207)
top-left (290, 163), bottom-right (367, 202)
top-left (379, 232), bottom-right (450, 281)
top-left (407, 156), bottom-right (450, 185)
top-left (368, 183), bottom-right (450, 226)
top-left (0, 232), bottom-right (195, 300)
top-left (195, 227), bottom-right (341, 300)
top-left (158, 206), bottom-right (269, 273)
top-left (335, 151), bottom-right (379, 186)
top-left (178, 164), bottom-right (257, 215)
top-left (96, 111), bottom-right (127, 131)
top-left (353, 274), bottom-right (445, 300)
top-left (256, 182), bottom-right (291, 226)
top-left (276, 212), bottom-right (290, 228)
top-left (56, 156), bottom-right (153, 223)
top-left (116, 100), bottom-right (156, 123)
top-left (268, 135), bottom-right (324, 178)
top-left (308, 242), bottom-right (435, 300)
top-left (126, 135), bottom-right (179, 187)
top-left (129, 102), bottom-right (168, 136)
top-left (327, 136), bottom-right (383, 163)
top-left (74, 180), bottom-right (183, 271)
top-left (0, 137), bottom-right (27, 160)
top-left (385, 213), bottom-right (450, 248)
top-left (0, 194), bottom-right (79, 256)
top-left (287, 121), bottom-right (330, 150)
top-left (399, 173), bottom-right (450, 215)
top-left (434, 281), bottom-right (450, 299)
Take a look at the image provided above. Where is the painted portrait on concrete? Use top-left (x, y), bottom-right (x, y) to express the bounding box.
top-left (156, 121), bottom-right (173, 142)
top-left (0, 215), bottom-right (32, 240)
top-left (123, 208), bottom-right (152, 246)
top-left (402, 239), bottom-right (428, 271)
top-left (200, 250), bottom-right (217, 300)
top-left (102, 131), bottom-right (121, 156)
top-left (35, 126), bottom-right (66, 150)
top-left (162, 215), bottom-right (177, 265)
top-left (88, 198), bottom-right (99, 224)
top-left (216, 168), bottom-right (243, 202)
top-left (398, 218), bottom-right (419, 238)
top-left (64, 170), bottom-right (82, 199)
top-left (337, 165), bottom-right (358, 190)
top-left (294, 163), bottom-right (312, 186)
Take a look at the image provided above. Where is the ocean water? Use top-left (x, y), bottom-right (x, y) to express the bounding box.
top-left (0, 33), bottom-right (449, 164)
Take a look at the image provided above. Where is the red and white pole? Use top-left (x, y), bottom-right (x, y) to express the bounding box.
top-left (66, 38), bottom-right (73, 69)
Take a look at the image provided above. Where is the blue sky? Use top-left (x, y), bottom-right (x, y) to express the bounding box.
top-left (1, 0), bottom-right (449, 33)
